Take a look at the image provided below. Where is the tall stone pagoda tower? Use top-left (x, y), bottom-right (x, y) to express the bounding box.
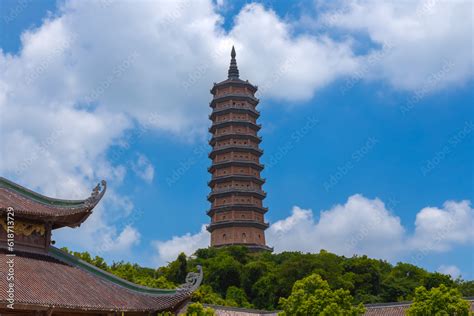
top-left (207, 47), bottom-right (271, 251)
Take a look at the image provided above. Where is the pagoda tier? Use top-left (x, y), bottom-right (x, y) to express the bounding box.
top-left (208, 161), bottom-right (264, 173)
top-left (209, 106), bottom-right (260, 120)
top-left (207, 47), bottom-right (271, 251)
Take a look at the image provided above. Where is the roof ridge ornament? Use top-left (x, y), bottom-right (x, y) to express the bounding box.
top-left (228, 46), bottom-right (239, 79)
top-left (85, 180), bottom-right (107, 207)
top-left (177, 265), bottom-right (203, 293)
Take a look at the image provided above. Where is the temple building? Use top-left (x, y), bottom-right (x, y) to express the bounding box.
top-left (0, 177), bottom-right (202, 315)
top-left (207, 47), bottom-right (271, 251)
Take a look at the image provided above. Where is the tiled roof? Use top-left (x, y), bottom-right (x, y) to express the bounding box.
top-left (204, 305), bottom-right (278, 316)
top-left (0, 177), bottom-right (106, 228)
top-left (202, 299), bottom-right (474, 316)
top-left (364, 300), bottom-right (474, 315)
top-left (364, 303), bottom-right (410, 316)
top-left (0, 248), bottom-right (201, 312)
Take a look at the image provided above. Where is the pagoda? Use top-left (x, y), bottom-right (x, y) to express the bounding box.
top-left (207, 47), bottom-right (271, 251)
top-left (0, 177), bottom-right (202, 315)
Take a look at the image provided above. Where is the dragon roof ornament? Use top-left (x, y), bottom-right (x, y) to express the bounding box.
top-left (85, 180), bottom-right (107, 208)
top-left (177, 265), bottom-right (203, 293)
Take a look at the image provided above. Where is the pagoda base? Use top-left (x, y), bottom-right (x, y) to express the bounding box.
top-left (212, 243), bottom-right (273, 252)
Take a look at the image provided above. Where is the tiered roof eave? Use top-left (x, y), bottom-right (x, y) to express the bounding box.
top-left (0, 177), bottom-right (106, 229)
top-left (210, 78), bottom-right (258, 95)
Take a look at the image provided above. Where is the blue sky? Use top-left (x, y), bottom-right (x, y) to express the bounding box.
top-left (1, 0), bottom-right (472, 279)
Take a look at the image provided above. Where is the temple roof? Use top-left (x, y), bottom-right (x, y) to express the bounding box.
top-left (0, 247), bottom-right (202, 312)
top-left (202, 300), bottom-right (474, 315)
top-left (363, 300), bottom-right (474, 315)
top-left (0, 177), bottom-right (106, 229)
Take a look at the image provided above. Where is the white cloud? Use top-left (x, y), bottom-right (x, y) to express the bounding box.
top-left (268, 194), bottom-right (405, 259)
top-left (109, 225), bottom-right (141, 252)
top-left (267, 196), bottom-right (473, 260)
top-left (53, 197), bottom-right (142, 261)
top-left (319, 0), bottom-right (473, 90)
top-left (229, 3), bottom-right (359, 101)
top-left (437, 265), bottom-right (462, 279)
top-left (132, 154), bottom-right (155, 183)
top-left (269, 196), bottom-right (473, 260)
top-left (410, 200), bottom-right (474, 252)
top-left (152, 225), bottom-right (210, 265)
top-left (151, 195), bottom-right (473, 263)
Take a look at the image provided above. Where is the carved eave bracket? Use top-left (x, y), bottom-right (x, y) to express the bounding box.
top-left (177, 265), bottom-right (203, 293)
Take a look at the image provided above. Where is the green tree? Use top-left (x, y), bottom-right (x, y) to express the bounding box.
top-left (225, 286), bottom-right (252, 308)
top-left (206, 254), bottom-right (242, 296)
top-left (457, 279), bottom-right (474, 297)
top-left (241, 260), bottom-right (269, 296)
top-left (424, 272), bottom-right (454, 290)
top-left (407, 284), bottom-right (471, 316)
top-left (343, 255), bottom-right (389, 303)
top-left (278, 274), bottom-right (365, 316)
top-left (192, 285), bottom-right (226, 305)
top-left (276, 252), bottom-right (320, 299)
top-left (167, 252), bottom-right (188, 284)
top-left (186, 302), bottom-right (215, 315)
top-left (252, 273), bottom-right (278, 309)
top-left (225, 246), bottom-right (251, 264)
top-left (134, 275), bottom-right (175, 289)
top-left (381, 262), bottom-right (428, 302)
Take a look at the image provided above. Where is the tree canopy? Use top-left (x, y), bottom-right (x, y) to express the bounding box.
top-left (62, 246), bottom-right (472, 311)
top-left (407, 284), bottom-right (471, 316)
top-left (278, 273), bottom-right (365, 315)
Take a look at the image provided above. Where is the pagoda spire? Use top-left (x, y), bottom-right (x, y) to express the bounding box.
top-left (227, 46), bottom-right (239, 79)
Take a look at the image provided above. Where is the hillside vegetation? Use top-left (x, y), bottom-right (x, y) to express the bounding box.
top-left (63, 246), bottom-right (474, 310)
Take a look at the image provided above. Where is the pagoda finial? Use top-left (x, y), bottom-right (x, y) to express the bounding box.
top-left (228, 46), bottom-right (239, 79)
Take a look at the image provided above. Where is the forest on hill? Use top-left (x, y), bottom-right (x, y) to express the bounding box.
top-left (63, 246), bottom-right (474, 310)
